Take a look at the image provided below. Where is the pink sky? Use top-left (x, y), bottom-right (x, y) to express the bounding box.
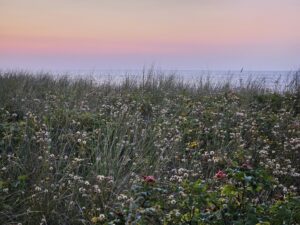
top-left (1, 0), bottom-right (299, 70)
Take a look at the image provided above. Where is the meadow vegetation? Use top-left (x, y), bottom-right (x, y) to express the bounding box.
top-left (0, 71), bottom-right (299, 225)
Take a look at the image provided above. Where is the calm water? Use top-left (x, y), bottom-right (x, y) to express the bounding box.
top-left (50, 69), bottom-right (297, 90)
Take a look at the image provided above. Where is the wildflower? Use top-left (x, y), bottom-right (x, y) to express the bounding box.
top-left (117, 194), bottom-right (128, 201)
top-left (168, 195), bottom-right (174, 200)
top-left (93, 185), bottom-right (101, 193)
top-left (178, 168), bottom-right (185, 175)
top-left (170, 199), bottom-right (176, 205)
top-left (99, 214), bottom-right (105, 221)
top-left (214, 170), bottom-right (227, 179)
top-left (96, 175), bottom-right (105, 181)
top-left (143, 175), bottom-right (156, 184)
top-left (187, 141), bottom-right (199, 149)
top-left (91, 217), bottom-right (98, 223)
top-left (79, 187), bottom-right (86, 193)
top-left (35, 186), bottom-right (42, 191)
top-left (236, 112), bottom-right (245, 117)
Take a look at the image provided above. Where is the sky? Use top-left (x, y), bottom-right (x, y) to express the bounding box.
top-left (0, 0), bottom-right (300, 71)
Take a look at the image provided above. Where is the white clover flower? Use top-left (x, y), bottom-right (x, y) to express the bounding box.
top-left (178, 168), bottom-right (185, 175)
top-left (93, 185), bottom-right (101, 193)
top-left (168, 195), bottom-right (174, 200)
top-left (98, 214), bottom-right (105, 221)
top-left (236, 112), bottom-right (245, 117)
top-left (73, 175), bottom-right (81, 180)
top-left (97, 175), bottom-right (105, 181)
top-left (35, 186), bottom-right (42, 191)
top-left (292, 172), bottom-right (300, 177)
top-left (79, 187), bottom-right (86, 193)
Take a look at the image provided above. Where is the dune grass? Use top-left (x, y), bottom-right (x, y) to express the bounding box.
top-left (0, 70), bottom-right (299, 224)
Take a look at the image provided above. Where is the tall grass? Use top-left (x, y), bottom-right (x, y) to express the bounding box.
top-left (0, 70), bottom-right (299, 224)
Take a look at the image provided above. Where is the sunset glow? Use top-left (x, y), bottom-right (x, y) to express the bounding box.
top-left (1, 0), bottom-right (299, 70)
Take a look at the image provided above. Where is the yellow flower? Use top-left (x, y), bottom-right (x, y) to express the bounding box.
top-left (91, 217), bottom-right (98, 223)
top-left (187, 141), bottom-right (199, 149)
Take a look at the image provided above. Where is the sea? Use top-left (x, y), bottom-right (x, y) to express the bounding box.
top-left (49, 69), bottom-right (298, 91)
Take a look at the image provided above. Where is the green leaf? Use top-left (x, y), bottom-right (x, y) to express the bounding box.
top-left (221, 184), bottom-right (238, 197)
top-left (17, 175), bottom-right (28, 182)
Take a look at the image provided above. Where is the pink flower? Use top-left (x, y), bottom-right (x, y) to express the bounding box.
top-left (143, 175), bottom-right (156, 184)
top-left (214, 170), bottom-right (227, 179)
